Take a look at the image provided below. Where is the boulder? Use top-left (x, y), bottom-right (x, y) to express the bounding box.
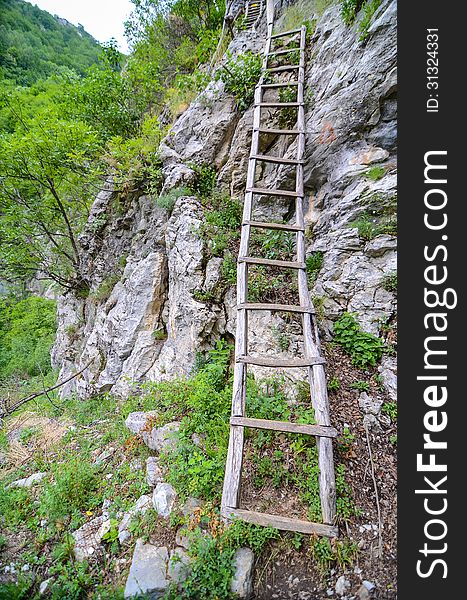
top-left (146, 456), bottom-right (164, 486)
top-left (168, 547), bottom-right (191, 584)
top-left (231, 548), bottom-right (254, 599)
top-left (118, 494), bottom-right (153, 544)
top-left (8, 472), bottom-right (47, 489)
top-left (124, 539), bottom-right (169, 599)
top-left (153, 483), bottom-right (177, 518)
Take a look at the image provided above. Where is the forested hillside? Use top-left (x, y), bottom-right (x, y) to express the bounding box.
top-left (0, 0), bottom-right (101, 85)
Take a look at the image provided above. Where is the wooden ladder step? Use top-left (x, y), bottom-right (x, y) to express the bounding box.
top-left (238, 256), bottom-right (305, 269)
top-left (256, 102), bottom-right (302, 108)
top-left (222, 508), bottom-right (338, 537)
top-left (243, 220), bottom-right (304, 232)
top-left (237, 302), bottom-right (313, 313)
top-left (271, 28), bottom-right (301, 39)
top-left (237, 355), bottom-right (326, 367)
top-left (254, 127), bottom-right (300, 135)
top-left (268, 48), bottom-right (300, 57)
top-left (230, 416), bottom-right (337, 438)
top-left (266, 65), bottom-right (300, 73)
top-left (260, 82), bottom-right (299, 89)
top-left (250, 153), bottom-right (303, 165)
top-left (246, 187), bottom-right (301, 198)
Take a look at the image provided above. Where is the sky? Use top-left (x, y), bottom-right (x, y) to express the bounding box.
top-left (31, 0), bottom-right (135, 53)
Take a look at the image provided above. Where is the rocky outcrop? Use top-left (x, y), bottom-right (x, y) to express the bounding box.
top-left (53, 0), bottom-right (397, 399)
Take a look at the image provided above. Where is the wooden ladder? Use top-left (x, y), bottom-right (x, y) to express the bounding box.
top-left (221, 20), bottom-right (338, 538)
top-left (244, 0), bottom-right (264, 28)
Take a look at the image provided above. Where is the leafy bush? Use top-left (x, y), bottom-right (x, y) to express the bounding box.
top-left (167, 518), bottom-right (278, 600)
top-left (156, 186), bottom-right (191, 212)
top-left (382, 272), bottom-right (397, 293)
top-left (0, 295), bottom-right (56, 380)
top-left (189, 163), bottom-right (217, 198)
top-left (333, 312), bottom-right (385, 368)
top-left (340, 0), bottom-right (364, 25)
top-left (40, 458), bottom-right (100, 524)
top-left (216, 51), bottom-right (262, 110)
top-left (359, 0), bottom-right (383, 41)
top-left (306, 251), bottom-right (324, 286)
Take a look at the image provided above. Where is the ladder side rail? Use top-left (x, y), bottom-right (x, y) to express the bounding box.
top-left (222, 20), bottom-right (272, 510)
top-left (295, 26), bottom-right (336, 526)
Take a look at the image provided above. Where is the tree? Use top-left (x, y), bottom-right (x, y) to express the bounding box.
top-left (0, 101), bottom-right (102, 291)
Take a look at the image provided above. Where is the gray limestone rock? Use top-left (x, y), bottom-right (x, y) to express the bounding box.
top-left (124, 540), bottom-right (169, 599)
top-left (231, 548), bottom-right (254, 599)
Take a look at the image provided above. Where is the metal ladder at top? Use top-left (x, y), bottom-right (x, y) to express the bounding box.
top-left (221, 17), bottom-right (338, 537)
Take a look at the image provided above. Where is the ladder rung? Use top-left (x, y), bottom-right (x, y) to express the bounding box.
top-left (271, 28), bottom-right (302, 39)
top-left (256, 102), bottom-right (302, 108)
top-left (255, 127), bottom-right (300, 135)
top-left (222, 508), bottom-right (338, 537)
top-left (237, 355), bottom-right (326, 368)
top-left (243, 220), bottom-right (304, 232)
top-left (246, 187), bottom-right (301, 198)
top-left (268, 48), bottom-right (300, 57)
top-left (230, 416), bottom-right (337, 438)
top-left (238, 256), bottom-right (305, 269)
top-left (260, 82), bottom-right (299, 89)
top-left (266, 65), bottom-right (300, 73)
top-left (237, 302), bottom-right (313, 313)
top-left (250, 153), bottom-right (303, 165)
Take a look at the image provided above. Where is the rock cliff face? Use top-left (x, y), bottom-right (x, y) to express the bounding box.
top-left (52, 0), bottom-right (397, 399)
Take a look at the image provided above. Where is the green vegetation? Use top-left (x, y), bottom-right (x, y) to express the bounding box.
top-left (365, 165), bottom-right (385, 180)
top-left (216, 51), bottom-right (262, 110)
top-left (1, 0), bottom-right (226, 292)
top-left (328, 376), bottom-right (341, 391)
top-left (0, 0), bottom-right (101, 85)
top-left (306, 251), bottom-right (324, 286)
top-left (340, 0), bottom-right (364, 26)
top-left (381, 401), bottom-right (397, 422)
top-left (333, 312), bottom-right (385, 368)
top-left (275, 0), bottom-right (328, 35)
top-left (156, 186), bottom-right (191, 212)
top-left (358, 0), bottom-right (382, 41)
top-left (382, 272), bottom-right (397, 293)
top-left (0, 295), bottom-right (56, 381)
top-left (350, 380), bottom-right (370, 391)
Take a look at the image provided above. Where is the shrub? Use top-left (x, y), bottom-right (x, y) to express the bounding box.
top-left (382, 272), bottom-right (397, 293)
top-left (358, 0), bottom-right (383, 41)
top-left (340, 0), bottom-right (364, 25)
top-left (216, 51), bottom-right (262, 110)
top-left (0, 295), bottom-right (56, 380)
top-left (40, 458), bottom-right (99, 523)
top-left (156, 186), bottom-right (191, 212)
top-left (333, 312), bottom-right (385, 368)
top-left (306, 251), bottom-right (324, 286)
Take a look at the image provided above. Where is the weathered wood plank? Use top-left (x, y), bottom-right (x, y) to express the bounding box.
top-left (270, 28), bottom-right (301, 39)
top-left (250, 153), bottom-right (304, 164)
top-left (237, 302), bottom-right (314, 313)
top-left (266, 65), bottom-right (300, 73)
top-left (244, 220), bottom-right (304, 232)
top-left (246, 186), bottom-right (301, 197)
top-left (255, 127), bottom-right (300, 134)
top-left (237, 355), bottom-right (326, 368)
top-left (255, 102), bottom-right (302, 108)
top-left (230, 416), bottom-right (337, 438)
top-left (222, 508), bottom-right (338, 538)
top-left (238, 256), bottom-right (305, 269)
top-left (260, 82), bottom-right (299, 89)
